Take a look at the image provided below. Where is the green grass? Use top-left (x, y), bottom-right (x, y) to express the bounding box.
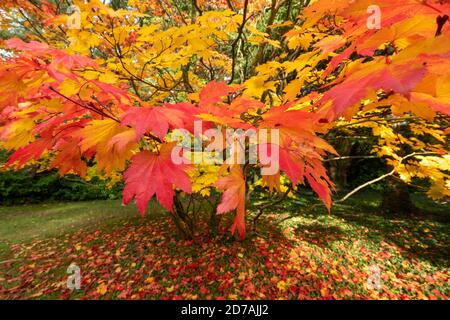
top-left (0, 200), bottom-right (166, 259)
top-left (0, 201), bottom-right (126, 245)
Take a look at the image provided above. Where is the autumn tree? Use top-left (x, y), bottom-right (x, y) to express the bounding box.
top-left (0, 0), bottom-right (449, 239)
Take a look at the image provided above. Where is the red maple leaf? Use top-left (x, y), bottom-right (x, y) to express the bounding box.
top-left (199, 81), bottom-right (233, 109)
top-left (121, 103), bottom-right (198, 139)
top-left (122, 143), bottom-right (192, 215)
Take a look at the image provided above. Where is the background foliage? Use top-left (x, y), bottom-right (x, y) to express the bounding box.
top-left (0, 149), bottom-right (121, 204)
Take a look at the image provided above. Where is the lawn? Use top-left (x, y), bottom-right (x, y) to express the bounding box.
top-left (0, 193), bottom-right (448, 299)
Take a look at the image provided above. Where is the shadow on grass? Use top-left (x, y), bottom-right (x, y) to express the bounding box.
top-left (293, 224), bottom-right (348, 246)
top-left (334, 209), bottom-right (449, 267)
top-left (271, 191), bottom-right (450, 267)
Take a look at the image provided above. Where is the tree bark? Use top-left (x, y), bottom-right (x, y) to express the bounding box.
top-left (172, 195), bottom-right (195, 240)
top-left (328, 138), bottom-right (353, 191)
top-left (380, 174), bottom-right (416, 215)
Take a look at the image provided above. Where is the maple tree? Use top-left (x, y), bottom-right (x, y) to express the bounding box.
top-left (0, 0), bottom-right (449, 240)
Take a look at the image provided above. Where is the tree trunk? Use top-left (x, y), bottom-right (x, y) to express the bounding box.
top-left (171, 195), bottom-right (195, 240)
top-left (380, 174), bottom-right (416, 215)
top-left (207, 195), bottom-right (221, 236)
top-left (209, 209), bottom-right (219, 236)
top-left (328, 138), bottom-right (353, 191)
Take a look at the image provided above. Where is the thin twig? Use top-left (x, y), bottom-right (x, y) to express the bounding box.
top-left (324, 155), bottom-right (378, 162)
top-left (229, 0), bottom-right (249, 84)
top-left (335, 152), bottom-right (437, 203)
top-left (253, 185), bottom-right (292, 227)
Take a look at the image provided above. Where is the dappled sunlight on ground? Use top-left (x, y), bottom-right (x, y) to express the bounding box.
top-left (0, 197), bottom-right (448, 300)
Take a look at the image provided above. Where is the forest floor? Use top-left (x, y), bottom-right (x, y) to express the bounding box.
top-left (0, 192), bottom-right (448, 299)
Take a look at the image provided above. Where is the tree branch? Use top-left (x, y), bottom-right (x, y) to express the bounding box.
top-left (335, 152), bottom-right (437, 203)
top-left (253, 185), bottom-right (292, 227)
top-left (324, 155), bottom-right (378, 162)
top-left (192, 0), bottom-right (203, 15)
top-left (229, 0), bottom-right (249, 84)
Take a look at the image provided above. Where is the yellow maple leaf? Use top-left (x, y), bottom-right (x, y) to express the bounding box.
top-left (58, 78), bottom-right (80, 97)
top-left (96, 283), bottom-right (107, 296)
top-left (99, 71), bottom-right (119, 84)
top-left (277, 280), bottom-right (288, 291)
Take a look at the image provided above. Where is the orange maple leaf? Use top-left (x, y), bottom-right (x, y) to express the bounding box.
top-left (215, 165), bottom-right (246, 239)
